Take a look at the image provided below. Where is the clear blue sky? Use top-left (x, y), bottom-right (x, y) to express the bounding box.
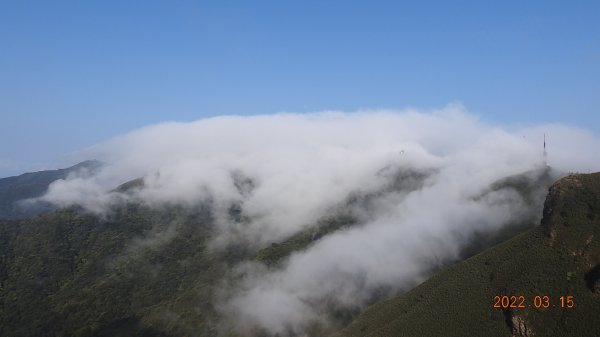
top-left (1, 1), bottom-right (599, 176)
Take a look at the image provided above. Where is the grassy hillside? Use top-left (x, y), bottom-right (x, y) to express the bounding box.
top-left (332, 172), bottom-right (600, 337)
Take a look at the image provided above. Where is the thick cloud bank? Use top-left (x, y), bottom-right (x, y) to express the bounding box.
top-left (41, 105), bottom-right (600, 335)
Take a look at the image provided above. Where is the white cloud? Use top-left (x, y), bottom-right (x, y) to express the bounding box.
top-left (37, 105), bottom-right (600, 335)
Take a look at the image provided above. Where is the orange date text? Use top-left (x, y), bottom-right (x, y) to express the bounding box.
top-left (492, 295), bottom-right (574, 309)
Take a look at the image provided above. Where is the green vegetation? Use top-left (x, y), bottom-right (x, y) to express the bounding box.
top-left (0, 204), bottom-right (226, 337)
top-left (112, 177), bottom-right (145, 193)
top-left (254, 213), bottom-right (356, 267)
top-left (0, 198), bottom-right (361, 337)
top-left (332, 172), bottom-right (600, 337)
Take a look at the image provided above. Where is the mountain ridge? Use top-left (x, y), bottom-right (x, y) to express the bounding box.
top-left (0, 166), bottom-right (577, 337)
top-left (0, 160), bottom-right (102, 219)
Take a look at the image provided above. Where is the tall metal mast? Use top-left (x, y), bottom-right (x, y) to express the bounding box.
top-left (543, 133), bottom-right (547, 166)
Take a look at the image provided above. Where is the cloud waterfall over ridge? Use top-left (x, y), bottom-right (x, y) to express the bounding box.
top-left (39, 105), bottom-right (600, 335)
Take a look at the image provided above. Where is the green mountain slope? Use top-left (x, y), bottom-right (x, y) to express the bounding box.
top-left (0, 203), bottom-right (226, 337)
top-left (332, 172), bottom-right (600, 337)
top-left (0, 161), bottom-right (101, 219)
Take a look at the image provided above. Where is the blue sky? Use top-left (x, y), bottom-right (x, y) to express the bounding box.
top-left (1, 0), bottom-right (599, 176)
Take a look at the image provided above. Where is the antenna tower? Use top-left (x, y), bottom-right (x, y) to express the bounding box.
top-left (543, 133), bottom-right (548, 166)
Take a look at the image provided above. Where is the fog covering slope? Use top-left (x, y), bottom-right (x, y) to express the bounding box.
top-left (332, 172), bottom-right (600, 337)
top-left (0, 166), bottom-right (558, 337)
top-left (4, 106), bottom-right (599, 336)
top-left (0, 160), bottom-right (100, 219)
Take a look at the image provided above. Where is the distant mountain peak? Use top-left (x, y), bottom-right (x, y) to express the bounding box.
top-left (0, 160), bottom-right (102, 219)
